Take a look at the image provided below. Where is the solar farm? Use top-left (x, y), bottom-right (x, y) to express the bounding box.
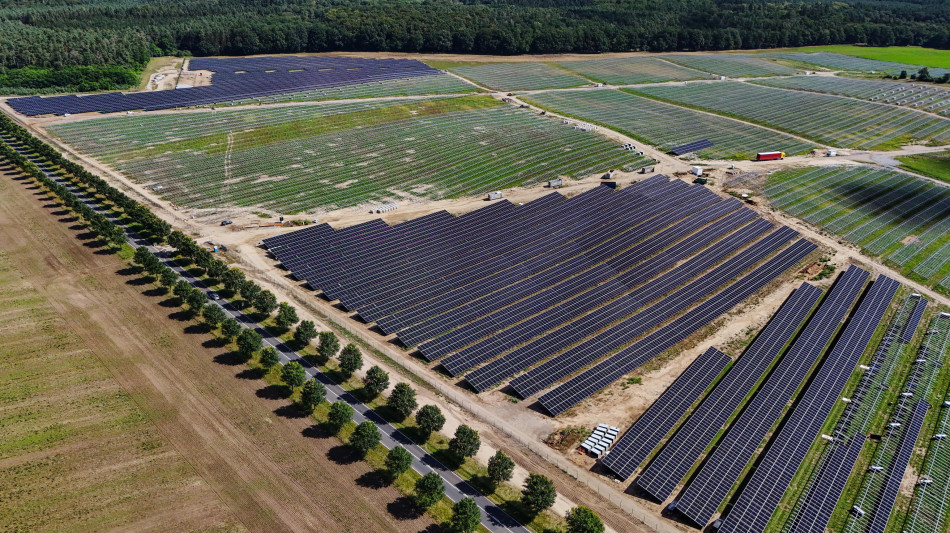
top-left (765, 166), bottom-right (950, 293)
top-left (633, 82), bottom-right (950, 150)
top-left (523, 89), bottom-right (814, 160)
top-left (6, 47), bottom-right (950, 533)
top-left (47, 96), bottom-right (649, 212)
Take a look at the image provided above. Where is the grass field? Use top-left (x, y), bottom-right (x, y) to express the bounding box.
top-left (634, 82), bottom-right (950, 150)
top-left (765, 166), bottom-right (950, 293)
top-left (48, 95), bottom-right (648, 213)
top-left (897, 151), bottom-right (950, 184)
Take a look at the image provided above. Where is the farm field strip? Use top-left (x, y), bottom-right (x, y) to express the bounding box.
top-left (52, 99), bottom-right (647, 212)
top-left (555, 57), bottom-right (714, 85)
top-left (447, 63), bottom-right (590, 91)
top-left (755, 76), bottom-right (950, 117)
top-left (523, 89), bottom-right (813, 160)
top-left (766, 166), bottom-right (950, 292)
top-left (659, 54), bottom-right (799, 78)
top-left (634, 82), bottom-right (950, 149)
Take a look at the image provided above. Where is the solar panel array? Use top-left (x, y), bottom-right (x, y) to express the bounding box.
top-left (901, 294), bottom-right (928, 343)
top-left (718, 274), bottom-right (899, 533)
top-left (865, 400), bottom-right (929, 533)
top-left (784, 293), bottom-right (923, 533)
top-left (675, 266), bottom-right (870, 527)
top-left (600, 347), bottom-right (730, 480)
top-left (670, 139), bottom-right (714, 155)
top-left (8, 56), bottom-right (440, 116)
top-left (264, 177), bottom-right (813, 415)
top-left (633, 283), bottom-right (823, 499)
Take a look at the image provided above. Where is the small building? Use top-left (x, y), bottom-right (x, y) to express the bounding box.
top-left (487, 191), bottom-right (504, 200)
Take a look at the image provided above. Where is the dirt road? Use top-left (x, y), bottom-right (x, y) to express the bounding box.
top-left (0, 164), bottom-right (432, 533)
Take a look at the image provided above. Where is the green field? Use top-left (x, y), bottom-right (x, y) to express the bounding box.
top-left (897, 151), bottom-right (950, 184)
top-left (634, 82), bottom-right (950, 150)
top-left (48, 95), bottom-right (648, 213)
top-left (523, 89), bottom-right (813, 160)
top-left (765, 166), bottom-right (950, 293)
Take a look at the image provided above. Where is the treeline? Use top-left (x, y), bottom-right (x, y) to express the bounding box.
top-left (1, 0), bottom-right (948, 73)
top-left (0, 65), bottom-right (140, 94)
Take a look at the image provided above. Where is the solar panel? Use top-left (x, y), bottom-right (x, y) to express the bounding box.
top-left (786, 435), bottom-right (866, 533)
top-left (670, 139), bottom-right (714, 155)
top-left (866, 400), bottom-right (929, 533)
top-left (535, 238), bottom-right (818, 416)
top-left (716, 274), bottom-right (899, 533)
top-left (600, 348), bottom-right (730, 480)
top-left (633, 283), bottom-right (823, 498)
top-left (900, 294), bottom-right (928, 343)
top-left (674, 266), bottom-right (870, 528)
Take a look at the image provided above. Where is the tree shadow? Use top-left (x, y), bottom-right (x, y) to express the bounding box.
top-left (431, 448), bottom-right (463, 471)
top-left (158, 297), bottom-right (183, 308)
top-left (267, 324), bottom-right (290, 337)
top-left (356, 469), bottom-right (390, 490)
top-left (213, 350), bottom-right (248, 366)
top-left (303, 353), bottom-right (329, 367)
top-left (142, 287), bottom-right (168, 298)
top-left (274, 403), bottom-right (308, 419)
top-left (183, 323), bottom-right (208, 335)
top-left (387, 497), bottom-right (426, 521)
top-left (167, 309), bottom-right (193, 322)
top-left (125, 276), bottom-right (153, 287)
top-left (202, 337), bottom-right (228, 349)
top-left (256, 383), bottom-right (291, 400)
top-left (93, 247), bottom-right (118, 256)
top-left (74, 231), bottom-right (98, 241)
top-left (301, 423), bottom-right (334, 440)
top-left (236, 367), bottom-right (267, 380)
top-left (327, 445), bottom-right (361, 465)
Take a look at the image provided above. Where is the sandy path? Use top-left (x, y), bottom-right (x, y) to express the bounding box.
top-left (0, 165), bottom-right (431, 533)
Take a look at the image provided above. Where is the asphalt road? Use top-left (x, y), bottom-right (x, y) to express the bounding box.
top-left (7, 138), bottom-right (529, 533)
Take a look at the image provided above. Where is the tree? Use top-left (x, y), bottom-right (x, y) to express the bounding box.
top-left (565, 506), bottom-right (604, 533)
top-left (898, 69), bottom-right (908, 79)
top-left (414, 472), bottom-right (445, 509)
top-left (350, 421), bottom-right (381, 456)
top-left (275, 302), bottom-right (299, 329)
top-left (387, 382), bottom-right (417, 420)
top-left (236, 328), bottom-right (262, 359)
top-left (299, 378), bottom-right (326, 414)
top-left (202, 303), bottom-right (226, 328)
top-left (173, 279), bottom-right (193, 300)
top-left (281, 360), bottom-right (307, 389)
top-left (294, 319), bottom-right (317, 346)
top-left (521, 473), bottom-right (556, 515)
top-left (159, 267), bottom-right (178, 288)
top-left (917, 67), bottom-right (933, 82)
top-left (221, 268), bottom-right (245, 293)
top-left (450, 497), bottom-right (480, 533)
top-left (487, 450), bottom-right (514, 490)
top-left (259, 346), bottom-right (280, 369)
top-left (318, 331), bottom-right (341, 361)
top-left (206, 259), bottom-right (227, 280)
top-left (339, 344), bottom-right (363, 376)
top-left (254, 289), bottom-right (277, 314)
top-left (327, 401), bottom-right (353, 433)
top-left (186, 289), bottom-right (208, 314)
top-left (385, 446), bottom-right (413, 479)
top-left (416, 404), bottom-right (446, 441)
top-left (133, 246), bottom-right (151, 267)
top-left (220, 317), bottom-right (241, 342)
top-left (449, 425), bottom-right (480, 460)
top-left (240, 280), bottom-right (261, 303)
top-left (142, 254), bottom-right (163, 276)
top-left (362, 365), bottom-right (389, 399)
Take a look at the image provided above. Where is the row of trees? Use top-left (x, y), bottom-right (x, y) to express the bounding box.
top-left (0, 123), bottom-right (603, 533)
top-left (3, 1), bottom-right (950, 73)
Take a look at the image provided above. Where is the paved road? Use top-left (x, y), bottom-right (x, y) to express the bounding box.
top-left (6, 137), bottom-right (529, 533)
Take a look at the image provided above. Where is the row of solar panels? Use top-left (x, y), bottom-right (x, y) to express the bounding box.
top-left (8, 56), bottom-right (440, 116)
top-left (596, 267), bottom-right (908, 533)
top-left (264, 177), bottom-right (814, 416)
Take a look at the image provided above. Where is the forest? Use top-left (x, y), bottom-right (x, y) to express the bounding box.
top-left (0, 0), bottom-right (948, 90)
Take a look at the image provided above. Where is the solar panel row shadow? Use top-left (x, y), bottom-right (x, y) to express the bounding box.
top-left (674, 265), bottom-right (870, 527)
top-left (599, 347), bottom-right (731, 481)
top-left (536, 238), bottom-right (818, 416)
top-left (634, 282), bottom-right (824, 497)
top-left (717, 274), bottom-right (899, 533)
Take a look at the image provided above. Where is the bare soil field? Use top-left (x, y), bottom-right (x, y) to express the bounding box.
top-left (0, 164), bottom-right (432, 533)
